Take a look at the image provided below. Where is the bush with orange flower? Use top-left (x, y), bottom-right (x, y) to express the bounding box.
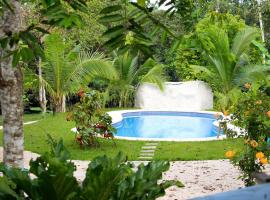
top-left (228, 84), bottom-right (270, 186)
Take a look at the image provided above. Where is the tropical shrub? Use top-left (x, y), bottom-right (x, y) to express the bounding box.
top-left (226, 83), bottom-right (270, 186)
top-left (106, 52), bottom-right (165, 108)
top-left (0, 137), bottom-right (183, 199)
top-left (68, 90), bottom-right (115, 148)
top-left (42, 33), bottom-right (117, 113)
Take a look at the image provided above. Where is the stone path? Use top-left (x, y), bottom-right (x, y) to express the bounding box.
top-left (0, 120), bottom-right (38, 130)
top-left (138, 142), bottom-right (158, 160)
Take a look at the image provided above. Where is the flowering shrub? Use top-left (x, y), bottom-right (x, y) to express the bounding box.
top-left (68, 90), bottom-right (116, 148)
top-left (225, 84), bottom-right (270, 186)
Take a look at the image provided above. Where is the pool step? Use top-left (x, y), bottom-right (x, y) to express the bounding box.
top-left (138, 142), bottom-right (159, 161)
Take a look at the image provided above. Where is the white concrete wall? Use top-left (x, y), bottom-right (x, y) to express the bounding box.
top-left (135, 81), bottom-right (213, 111)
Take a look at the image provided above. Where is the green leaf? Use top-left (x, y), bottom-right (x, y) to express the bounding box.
top-left (20, 47), bottom-right (34, 62)
top-left (98, 14), bottom-right (123, 24)
top-left (104, 34), bottom-right (125, 49)
top-left (100, 5), bottom-right (122, 14)
top-left (137, 0), bottom-right (146, 7)
top-left (102, 25), bottom-right (125, 39)
top-left (0, 177), bottom-right (18, 198)
top-left (12, 50), bottom-right (20, 67)
top-left (0, 37), bottom-right (8, 49)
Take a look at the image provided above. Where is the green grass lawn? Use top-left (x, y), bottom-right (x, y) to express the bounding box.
top-left (0, 110), bottom-right (244, 161)
top-left (0, 113), bottom-right (46, 126)
top-left (155, 139), bottom-right (243, 160)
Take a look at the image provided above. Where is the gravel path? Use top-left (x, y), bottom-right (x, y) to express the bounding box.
top-left (2, 148), bottom-right (269, 199)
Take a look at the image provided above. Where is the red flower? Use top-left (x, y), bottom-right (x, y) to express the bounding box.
top-left (78, 88), bottom-right (85, 98)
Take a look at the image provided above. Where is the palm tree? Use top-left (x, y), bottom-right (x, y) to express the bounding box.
top-left (42, 33), bottom-right (117, 112)
top-left (195, 26), bottom-right (265, 93)
top-left (107, 52), bottom-right (165, 107)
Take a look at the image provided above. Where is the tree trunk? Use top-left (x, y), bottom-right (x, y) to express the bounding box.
top-left (54, 95), bottom-right (66, 113)
top-left (257, 0), bottom-right (266, 63)
top-left (38, 60), bottom-right (47, 113)
top-left (0, 0), bottom-right (23, 168)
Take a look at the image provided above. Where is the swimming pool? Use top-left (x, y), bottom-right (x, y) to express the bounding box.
top-left (111, 111), bottom-right (223, 141)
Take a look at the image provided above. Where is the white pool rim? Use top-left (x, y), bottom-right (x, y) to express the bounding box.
top-left (107, 109), bottom-right (241, 142)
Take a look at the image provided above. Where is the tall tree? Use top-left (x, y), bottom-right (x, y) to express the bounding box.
top-left (0, 0), bottom-right (87, 168)
top-left (0, 0), bottom-right (23, 168)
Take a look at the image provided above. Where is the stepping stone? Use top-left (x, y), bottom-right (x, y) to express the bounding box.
top-left (138, 157), bottom-right (153, 160)
top-left (141, 149), bottom-right (155, 153)
top-left (145, 143), bottom-right (158, 146)
top-left (140, 153), bottom-right (154, 157)
top-left (142, 146), bottom-right (156, 149)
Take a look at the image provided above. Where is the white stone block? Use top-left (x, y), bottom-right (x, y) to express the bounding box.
top-left (135, 81), bottom-right (213, 111)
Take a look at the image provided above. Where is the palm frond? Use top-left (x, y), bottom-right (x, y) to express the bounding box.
top-left (235, 65), bottom-right (270, 85)
top-left (190, 65), bottom-right (213, 76)
top-left (140, 62), bottom-right (165, 90)
top-left (66, 52), bottom-right (117, 94)
top-left (232, 27), bottom-right (258, 58)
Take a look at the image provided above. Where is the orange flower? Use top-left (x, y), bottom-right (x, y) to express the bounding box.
top-left (267, 111), bottom-right (270, 118)
top-left (225, 150), bottom-right (236, 159)
top-left (78, 88), bottom-right (85, 98)
top-left (250, 140), bottom-right (258, 148)
top-left (223, 111), bottom-right (229, 117)
top-left (255, 100), bottom-right (262, 105)
top-left (260, 157), bottom-right (268, 165)
top-left (256, 152), bottom-right (265, 159)
top-left (244, 83), bottom-right (251, 89)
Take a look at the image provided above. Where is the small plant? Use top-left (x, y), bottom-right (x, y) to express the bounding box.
top-left (0, 137), bottom-right (183, 199)
top-left (69, 89), bottom-right (116, 148)
top-left (225, 83), bottom-right (270, 186)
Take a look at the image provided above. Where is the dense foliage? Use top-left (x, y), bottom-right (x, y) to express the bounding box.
top-left (0, 137), bottom-right (183, 199)
top-left (226, 83), bottom-right (270, 186)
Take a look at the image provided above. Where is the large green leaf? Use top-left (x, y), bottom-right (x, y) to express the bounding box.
top-left (98, 14), bottom-right (123, 24)
top-left (100, 5), bottom-right (122, 14)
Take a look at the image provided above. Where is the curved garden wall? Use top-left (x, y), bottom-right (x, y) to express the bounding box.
top-left (135, 81), bottom-right (213, 111)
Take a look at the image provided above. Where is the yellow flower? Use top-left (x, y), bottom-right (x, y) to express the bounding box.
top-left (256, 152), bottom-right (265, 159)
top-left (260, 157), bottom-right (268, 165)
top-left (244, 83), bottom-right (251, 89)
top-left (267, 111), bottom-right (270, 118)
top-left (225, 150), bottom-right (236, 159)
top-left (250, 140), bottom-right (258, 148)
top-left (223, 111), bottom-right (229, 117)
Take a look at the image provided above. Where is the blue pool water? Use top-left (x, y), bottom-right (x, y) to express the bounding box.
top-left (113, 112), bottom-right (218, 139)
